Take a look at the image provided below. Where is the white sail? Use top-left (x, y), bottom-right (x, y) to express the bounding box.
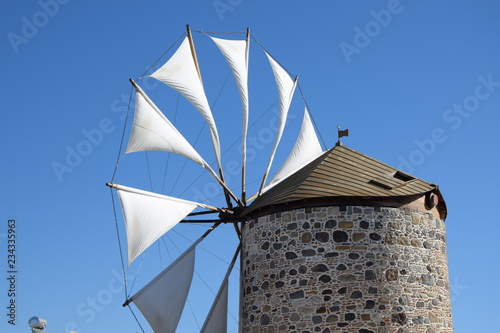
top-left (114, 184), bottom-right (214, 264)
top-left (259, 52), bottom-right (298, 194)
top-left (263, 107), bottom-right (323, 191)
top-left (200, 278), bottom-right (228, 333)
top-left (200, 244), bottom-right (239, 333)
top-left (210, 34), bottom-right (250, 200)
top-left (150, 36), bottom-right (223, 173)
top-left (132, 245), bottom-right (196, 333)
top-left (126, 85), bottom-right (206, 167)
top-left (127, 83), bottom-right (233, 196)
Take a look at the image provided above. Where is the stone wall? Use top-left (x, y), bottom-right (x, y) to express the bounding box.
top-left (240, 206), bottom-right (453, 333)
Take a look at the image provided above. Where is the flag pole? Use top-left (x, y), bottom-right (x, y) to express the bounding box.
top-left (337, 125), bottom-right (349, 146)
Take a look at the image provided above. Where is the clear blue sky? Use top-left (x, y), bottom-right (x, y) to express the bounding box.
top-left (1, 1), bottom-right (499, 332)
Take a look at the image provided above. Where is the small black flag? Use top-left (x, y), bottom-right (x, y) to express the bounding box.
top-left (338, 129), bottom-right (349, 138)
top-left (337, 126), bottom-right (349, 146)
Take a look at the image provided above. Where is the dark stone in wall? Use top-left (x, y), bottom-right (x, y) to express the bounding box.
top-left (365, 270), bottom-right (376, 280)
top-left (364, 300), bottom-right (375, 309)
top-left (312, 264), bottom-right (328, 272)
top-left (345, 313), bottom-right (356, 321)
top-left (289, 290), bottom-right (304, 299)
top-left (319, 275), bottom-right (332, 283)
top-left (315, 232), bottom-right (329, 242)
top-left (350, 291), bottom-right (363, 299)
top-left (325, 219), bottom-right (337, 228)
top-left (316, 306), bottom-right (326, 313)
top-left (391, 312), bottom-right (408, 325)
top-left (333, 230), bottom-right (348, 242)
top-left (302, 249), bottom-right (316, 256)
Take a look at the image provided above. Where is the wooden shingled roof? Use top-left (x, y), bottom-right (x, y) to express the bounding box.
top-left (245, 144), bottom-right (446, 219)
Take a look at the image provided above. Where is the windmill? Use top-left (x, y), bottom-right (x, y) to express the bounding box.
top-left (107, 25), bottom-right (325, 332)
top-left (108, 26), bottom-right (453, 333)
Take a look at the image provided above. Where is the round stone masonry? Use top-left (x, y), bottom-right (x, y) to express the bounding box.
top-left (240, 206), bottom-right (453, 333)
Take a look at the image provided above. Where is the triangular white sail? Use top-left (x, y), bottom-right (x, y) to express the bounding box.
top-left (126, 85), bottom-right (206, 167)
top-left (200, 278), bottom-right (228, 333)
top-left (150, 36), bottom-right (223, 174)
top-left (263, 107), bottom-right (323, 192)
top-left (259, 52), bottom-right (298, 194)
top-left (200, 244), bottom-right (239, 333)
top-left (113, 183), bottom-right (214, 264)
top-left (131, 245), bottom-right (196, 333)
top-left (210, 34), bottom-right (250, 200)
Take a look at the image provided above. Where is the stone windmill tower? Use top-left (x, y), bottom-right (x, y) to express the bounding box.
top-left (240, 142), bottom-right (452, 333)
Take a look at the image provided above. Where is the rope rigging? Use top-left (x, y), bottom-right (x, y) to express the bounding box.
top-left (162, 93), bottom-right (180, 195)
top-left (138, 31), bottom-right (187, 80)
